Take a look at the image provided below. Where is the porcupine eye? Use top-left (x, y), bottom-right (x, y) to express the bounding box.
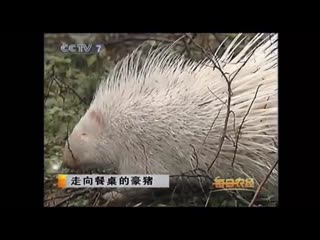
top-left (80, 133), bottom-right (88, 140)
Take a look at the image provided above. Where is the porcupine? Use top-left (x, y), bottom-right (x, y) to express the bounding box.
top-left (63, 33), bottom-right (278, 204)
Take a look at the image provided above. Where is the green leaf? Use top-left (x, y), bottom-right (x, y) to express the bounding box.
top-left (66, 67), bottom-right (72, 78)
top-left (87, 55), bottom-right (97, 67)
top-left (47, 55), bottom-right (71, 64)
top-left (48, 106), bottom-right (61, 115)
top-left (45, 98), bottom-right (57, 108)
top-left (228, 33), bottom-right (237, 39)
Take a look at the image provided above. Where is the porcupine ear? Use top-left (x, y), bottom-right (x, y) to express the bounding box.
top-left (88, 110), bottom-right (105, 133)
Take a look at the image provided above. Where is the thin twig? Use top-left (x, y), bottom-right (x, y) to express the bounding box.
top-left (207, 87), bottom-right (226, 105)
top-left (186, 33), bottom-right (267, 173)
top-left (92, 192), bottom-right (101, 207)
top-left (230, 110), bottom-right (236, 137)
top-left (228, 190), bottom-right (256, 207)
top-left (213, 34), bottom-right (223, 45)
top-left (66, 130), bottom-right (78, 166)
top-left (248, 159), bottom-right (278, 207)
top-left (188, 145), bottom-right (208, 199)
top-left (171, 144), bottom-right (214, 183)
top-left (197, 177), bottom-right (208, 200)
top-left (207, 83), bottom-right (231, 172)
top-left (53, 189), bottom-right (89, 207)
top-left (181, 33), bottom-right (197, 57)
top-left (203, 100), bottom-right (226, 144)
top-left (205, 191), bottom-right (213, 207)
top-left (170, 173), bottom-right (214, 182)
top-left (52, 75), bottom-right (88, 105)
top-left (184, 34), bottom-right (232, 172)
top-left (185, 34), bottom-right (230, 82)
top-left (171, 177), bottom-right (182, 203)
top-left (45, 78), bottom-right (54, 104)
top-left (229, 38), bottom-right (266, 82)
top-left (208, 38), bottom-right (265, 170)
top-left (189, 144), bottom-right (199, 170)
top-left (198, 100), bottom-right (213, 107)
top-left (104, 35), bottom-right (201, 52)
top-left (231, 84), bottom-right (263, 167)
top-left (44, 65), bottom-right (56, 104)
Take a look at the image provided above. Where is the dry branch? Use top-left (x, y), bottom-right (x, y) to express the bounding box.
top-left (231, 84), bottom-right (263, 167)
top-left (185, 33), bottom-right (267, 173)
top-left (53, 189), bottom-right (89, 207)
top-left (248, 159), bottom-right (278, 207)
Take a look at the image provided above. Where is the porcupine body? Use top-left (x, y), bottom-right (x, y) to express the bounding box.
top-left (63, 33), bottom-right (278, 198)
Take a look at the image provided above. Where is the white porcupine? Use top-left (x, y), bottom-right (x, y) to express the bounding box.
top-left (63, 33), bottom-right (278, 200)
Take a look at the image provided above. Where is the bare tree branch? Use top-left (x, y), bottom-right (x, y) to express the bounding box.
top-left (65, 122), bottom-right (78, 167)
top-left (92, 192), bottom-right (101, 207)
top-left (205, 190), bottom-right (213, 207)
top-left (185, 33), bottom-right (268, 173)
top-left (52, 74), bottom-right (88, 105)
top-left (181, 33), bottom-right (197, 57)
top-left (248, 159), bottom-right (278, 207)
top-left (189, 144), bottom-right (199, 170)
top-left (45, 78), bottom-right (54, 104)
top-left (230, 110), bottom-right (236, 137)
top-left (203, 100), bottom-right (226, 144)
top-left (207, 87), bottom-right (226, 105)
top-left (228, 190), bottom-right (258, 207)
top-left (184, 34), bottom-right (233, 173)
top-left (53, 189), bottom-right (89, 207)
top-left (231, 84), bottom-right (263, 167)
top-left (103, 35), bottom-right (203, 53)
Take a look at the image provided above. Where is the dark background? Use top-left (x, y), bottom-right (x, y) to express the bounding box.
top-left (1, 31), bottom-right (316, 208)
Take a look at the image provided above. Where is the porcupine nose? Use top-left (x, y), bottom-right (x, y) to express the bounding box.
top-left (62, 143), bottom-right (79, 169)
